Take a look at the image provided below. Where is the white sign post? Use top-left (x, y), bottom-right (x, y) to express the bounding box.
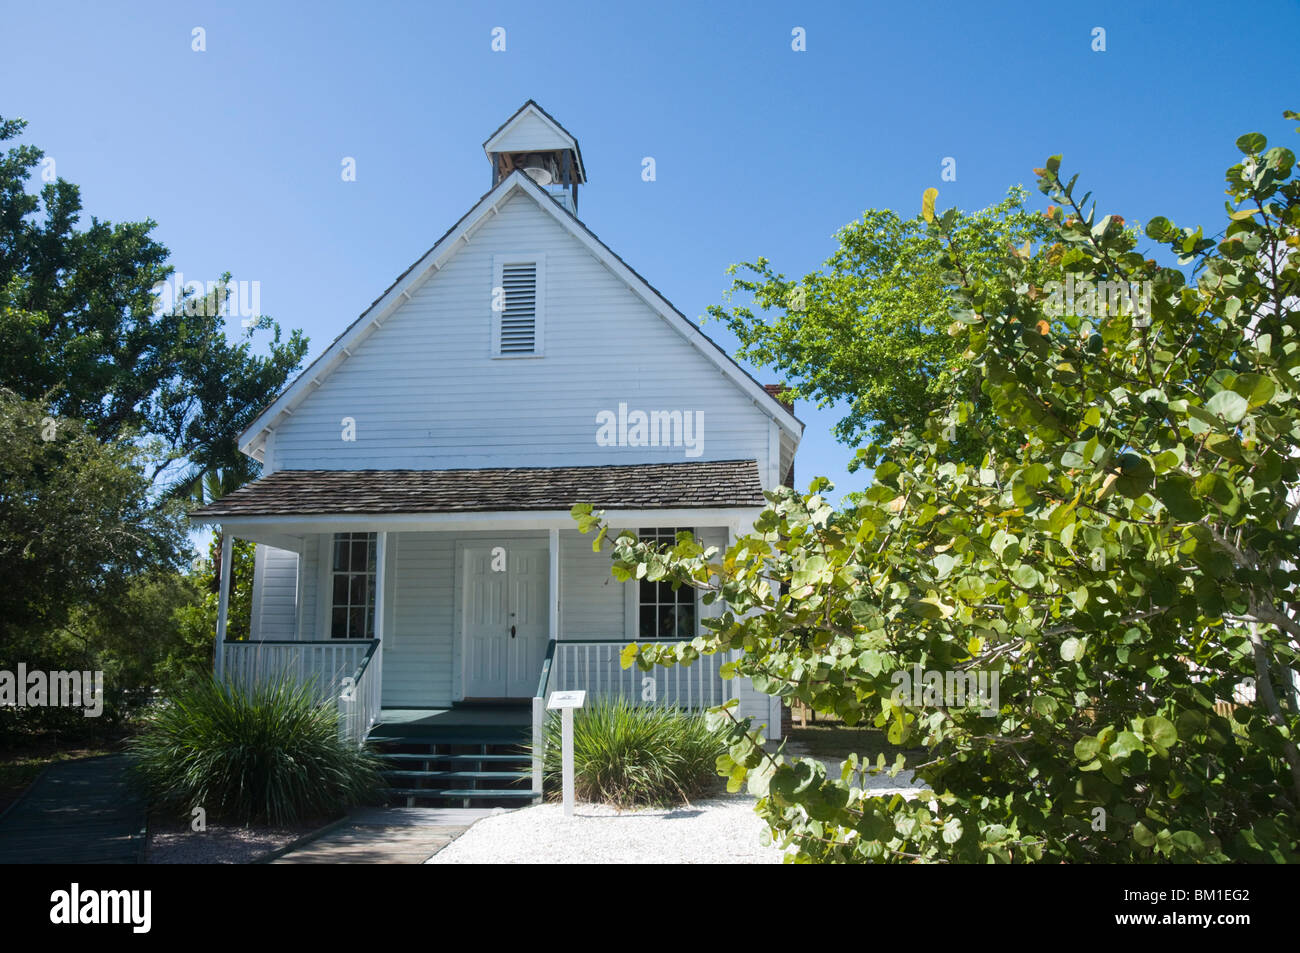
top-left (547, 690), bottom-right (586, 816)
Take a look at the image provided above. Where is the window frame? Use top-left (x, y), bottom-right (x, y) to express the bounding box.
top-left (625, 527), bottom-right (699, 642)
top-left (324, 531), bottom-right (378, 641)
top-left (490, 252), bottom-right (546, 359)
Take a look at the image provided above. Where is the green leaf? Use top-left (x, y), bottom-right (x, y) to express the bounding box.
top-left (1133, 823), bottom-right (1156, 848)
top-left (1230, 372), bottom-right (1275, 409)
top-left (1012, 564), bottom-right (1040, 589)
top-left (1171, 830), bottom-right (1206, 857)
top-left (1205, 389), bottom-right (1248, 424)
top-left (1155, 475), bottom-right (1201, 521)
top-left (955, 575), bottom-right (987, 600)
top-left (1236, 132), bottom-right (1267, 154)
top-left (1114, 453), bottom-right (1154, 498)
top-left (1142, 715), bottom-right (1177, 748)
top-left (850, 601), bottom-right (883, 628)
top-left (1110, 731), bottom-right (1143, 759)
top-left (932, 552), bottom-right (957, 578)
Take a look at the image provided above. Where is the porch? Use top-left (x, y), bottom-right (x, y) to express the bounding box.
top-left (191, 461), bottom-right (772, 804)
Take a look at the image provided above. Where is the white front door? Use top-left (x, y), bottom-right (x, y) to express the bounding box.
top-left (463, 545), bottom-right (549, 698)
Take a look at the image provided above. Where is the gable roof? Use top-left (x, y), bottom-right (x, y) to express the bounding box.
top-left (483, 100), bottom-right (586, 183)
top-left (238, 169), bottom-right (803, 461)
top-left (191, 460), bottom-right (765, 519)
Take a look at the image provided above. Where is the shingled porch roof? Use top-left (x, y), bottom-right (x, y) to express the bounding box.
top-left (189, 459), bottom-right (765, 520)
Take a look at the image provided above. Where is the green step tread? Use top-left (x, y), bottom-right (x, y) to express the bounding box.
top-left (386, 788), bottom-right (538, 799)
top-left (382, 770), bottom-right (529, 780)
top-left (369, 735), bottom-right (528, 746)
top-left (379, 752), bottom-right (528, 762)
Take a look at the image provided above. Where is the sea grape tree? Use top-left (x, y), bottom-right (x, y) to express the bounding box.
top-left (575, 113), bottom-right (1300, 863)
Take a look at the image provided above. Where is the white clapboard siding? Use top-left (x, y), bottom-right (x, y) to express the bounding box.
top-left (559, 530), bottom-right (624, 639)
top-left (250, 544), bottom-right (299, 641)
top-left (270, 192), bottom-right (772, 472)
top-left (489, 108), bottom-right (572, 154)
top-left (382, 531), bottom-right (455, 708)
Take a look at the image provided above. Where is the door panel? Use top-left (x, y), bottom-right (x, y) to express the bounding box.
top-left (463, 548), bottom-right (508, 697)
top-left (507, 548), bottom-right (549, 697)
top-left (462, 545), bottom-right (549, 699)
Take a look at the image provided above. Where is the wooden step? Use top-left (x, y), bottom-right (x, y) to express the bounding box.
top-left (369, 734), bottom-right (528, 747)
top-left (385, 788), bottom-right (538, 800)
top-left (379, 752), bottom-right (528, 763)
top-left (382, 770), bottom-right (529, 781)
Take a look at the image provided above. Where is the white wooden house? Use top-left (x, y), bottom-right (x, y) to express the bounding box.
top-left (191, 102), bottom-right (802, 804)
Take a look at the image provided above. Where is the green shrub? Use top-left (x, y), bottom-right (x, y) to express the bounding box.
top-left (537, 698), bottom-right (727, 808)
top-left (128, 677), bottom-right (382, 825)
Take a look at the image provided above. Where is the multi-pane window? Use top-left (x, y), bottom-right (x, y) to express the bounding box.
top-left (638, 527), bottom-right (696, 640)
top-left (330, 532), bottom-right (376, 639)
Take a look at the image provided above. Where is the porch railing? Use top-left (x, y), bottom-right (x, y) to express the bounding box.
top-left (219, 639), bottom-right (381, 746)
top-left (551, 640), bottom-right (735, 709)
top-left (529, 638), bottom-right (737, 793)
top-left (531, 640), bottom-right (557, 795)
top-left (339, 640), bottom-right (383, 747)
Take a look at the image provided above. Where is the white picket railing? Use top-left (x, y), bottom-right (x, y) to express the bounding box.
top-left (531, 638), bottom-right (736, 792)
top-left (339, 643), bottom-right (383, 747)
top-left (550, 640), bottom-right (735, 710)
top-left (219, 639), bottom-right (381, 745)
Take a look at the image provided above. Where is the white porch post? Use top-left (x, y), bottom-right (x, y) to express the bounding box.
top-left (214, 530), bottom-right (233, 679)
top-left (373, 531), bottom-right (388, 643)
top-left (534, 527), bottom-right (561, 796)
top-left (548, 527), bottom-right (560, 642)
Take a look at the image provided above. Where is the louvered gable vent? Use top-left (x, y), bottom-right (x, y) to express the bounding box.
top-left (492, 255), bottom-right (545, 357)
top-left (500, 263), bottom-right (537, 353)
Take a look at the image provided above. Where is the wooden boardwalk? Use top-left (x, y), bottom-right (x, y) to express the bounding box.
top-left (0, 755), bottom-right (146, 864)
top-left (271, 807), bottom-right (498, 864)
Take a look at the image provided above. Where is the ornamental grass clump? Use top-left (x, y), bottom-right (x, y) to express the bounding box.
top-left (128, 677), bottom-right (382, 825)
top-left (538, 697), bottom-right (727, 808)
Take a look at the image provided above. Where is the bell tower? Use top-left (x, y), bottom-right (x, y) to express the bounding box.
top-left (484, 101), bottom-right (586, 214)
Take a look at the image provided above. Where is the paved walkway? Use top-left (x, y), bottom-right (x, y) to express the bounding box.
top-left (0, 755), bottom-right (146, 863)
top-left (271, 807), bottom-right (500, 864)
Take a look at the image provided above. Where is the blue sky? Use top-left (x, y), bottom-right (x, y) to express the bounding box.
top-left (3, 0), bottom-right (1298, 509)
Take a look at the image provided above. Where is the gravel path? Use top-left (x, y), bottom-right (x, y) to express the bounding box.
top-left (427, 796), bottom-right (785, 864)
top-left (147, 818), bottom-right (325, 864)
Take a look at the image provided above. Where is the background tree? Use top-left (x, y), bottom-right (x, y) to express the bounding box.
top-left (0, 388), bottom-right (188, 738)
top-left (706, 187), bottom-right (1057, 460)
top-left (0, 114), bottom-right (307, 738)
top-left (581, 113), bottom-right (1300, 863)
top-left (0, 116), bottom-right (307, 489)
